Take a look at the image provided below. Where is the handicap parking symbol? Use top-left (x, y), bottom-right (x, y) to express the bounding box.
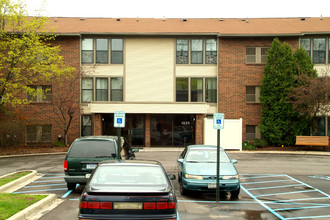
top-left (117, 118), bottom-right (122, 124)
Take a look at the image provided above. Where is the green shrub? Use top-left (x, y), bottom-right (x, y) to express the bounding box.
top-left (0, 121), bottom-right (25, 148)
top-left (243, 141), bottom-right (257, 150)
top-left (53, 140), bottom-right (66, 147)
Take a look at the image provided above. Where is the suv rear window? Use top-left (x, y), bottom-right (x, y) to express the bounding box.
top-left (68, 140), bottom-right (116, 158)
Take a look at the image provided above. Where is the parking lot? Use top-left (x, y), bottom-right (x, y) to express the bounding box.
top-left (1, 150), bottom-right (330, 219)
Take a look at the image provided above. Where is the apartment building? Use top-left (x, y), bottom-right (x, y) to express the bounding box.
top-left (6, 17), bottom-right (330, 147)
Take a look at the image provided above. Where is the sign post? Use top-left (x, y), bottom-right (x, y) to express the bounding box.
top-left (213, 113), bottom-right (224, 203)
top-left (114, 111), bottom-right (125, 159)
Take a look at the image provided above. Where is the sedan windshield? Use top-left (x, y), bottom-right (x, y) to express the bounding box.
top-left (90, 165), bottom-right (168, 186)
top-left (186, 149), bottom-right (230, 163)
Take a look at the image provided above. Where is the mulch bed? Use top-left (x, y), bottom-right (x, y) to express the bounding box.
top-left (251, 145), bottom-right (329, 152)
top-left (0, 145), bottom-right (328, 156)
top-left (0, 146), bottom-right (69, 156)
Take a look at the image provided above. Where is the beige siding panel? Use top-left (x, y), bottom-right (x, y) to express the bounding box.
top-left (176, 65), bottom-right (217, 77)
top-left (82, 65), bottom-right (124, 76)
top-left (315, 65), bottom-right (328, 77)
top-left (88, 103), bottom-right (210, 114)
top-left (126, 38), bottom-right (174, 102)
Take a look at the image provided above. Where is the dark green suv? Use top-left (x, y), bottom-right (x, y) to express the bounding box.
top-left (64, 136), bottom-right (123, 190)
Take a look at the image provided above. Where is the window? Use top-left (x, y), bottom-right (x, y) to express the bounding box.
top-left (328, 117), bottom-right (330, 137)
top-left (246, 125), bottom-right (258, 141)
top-left (300, 38), bottom-right (311, 56)
top-left (246, 86), bottom-right (260, 103)
top-left (81, 115), bottom-right (92, 136)
top-left (111, 78), bottom-right (123, 101)
top-left (96, 78), bottom-right (108, 101)
top-left (111, 39), bottom-right (123, 64)
top-left (82, 38), bottom-right (94, 64)
top-left (176, 77), bottom-right (217, 103)
top-left (246, 47), bottom-right (270, 64)
top-left (191, 39), bottom-right (203, 64)
top-left (300, 37), bottom-right (330, 64)
top-left (313, 117), bottom-right (326, 136)
top-left (176, 38), bottom-right (217, 64)
top-left (329, 39), bottom-right (330, 64)
top-left (205, 39), bottom-right (217, 64)
top-left (82, 38), bottom-right (124, 64)
top-left (27, 85), bottom-right (52, 103)
top-left (82, 78), bottom-right (93, 102)
top-left (205, 78), bottom-right (217, 103)
top-left (313, 38), bottom-right (326, 64)
top-left (191, 78), bottom-right (203, 102)
top-left (176, 39), bottom-right (189, 64)
top-left (176, 78), bottom-right (189, 102)
top-left (96, 39), bottom-right (108, 64)
top-left (26, 125), bottom-right (52, 142)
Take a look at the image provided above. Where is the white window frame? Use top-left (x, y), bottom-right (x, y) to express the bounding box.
top-left (246, 47), bottom-right (270, 64)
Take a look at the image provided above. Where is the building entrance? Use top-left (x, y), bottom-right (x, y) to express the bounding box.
top-left (150, 114), bottom-right (195, 147)
top-left (102, 114), bottom-right (145, 147)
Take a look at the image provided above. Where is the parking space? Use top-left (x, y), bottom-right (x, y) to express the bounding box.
top-left (3, 152), bottom-right (330, 219)
top-left (13, 173), bottom-right (68, 196)
top-left (17, 173), bottom-right (330, 220)
top-left (240, 174), bottom-right (330, 219)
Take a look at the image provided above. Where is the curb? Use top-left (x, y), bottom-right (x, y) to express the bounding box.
top-left (0, 152), bottom-right (66, 159)
top-left (0, 170), bottom-right (39, 193)
top-left (7, 194), bottom-right (57, 220)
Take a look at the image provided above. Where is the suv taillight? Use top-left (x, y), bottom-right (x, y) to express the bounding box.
top-left (64, 160), bottom-right (68, 171)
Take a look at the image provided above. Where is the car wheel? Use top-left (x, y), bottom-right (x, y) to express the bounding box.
top-left (231, 186), bottom-right (240, 198)
top-left (67, 183), bottom-right (76, 191)
top-left (180, 181), bottom-right (188, 196)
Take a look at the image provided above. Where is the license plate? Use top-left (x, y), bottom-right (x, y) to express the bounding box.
top-left (86, 163), bottom-right (97, 169)
top-left (113, 202), bottom-right (142, 210)
top-left (208, 183), bottom-right (217, 189)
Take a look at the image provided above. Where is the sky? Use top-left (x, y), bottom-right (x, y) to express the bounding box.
top-left (25, 0), bottom-right (330, 19)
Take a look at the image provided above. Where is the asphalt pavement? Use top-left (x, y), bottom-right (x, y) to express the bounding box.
top-left (1, 148), bottom-right (330, 220)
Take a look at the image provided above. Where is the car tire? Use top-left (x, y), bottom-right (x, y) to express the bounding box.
top-left (231, 186), bottom-right (240, 198)
top-left (67, 183), bottom-right (76, 191)
top-left (180, 181), bottom-right (188, 196)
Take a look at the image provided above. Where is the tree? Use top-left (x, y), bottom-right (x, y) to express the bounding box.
top-left (290, 60), bottom-right (330, 135)
top-left (0, 0), bottom-right (75, 110)
top-left (259, 38), bottom-right (310, 146)
top-left (43, 72), bottom-right (81, 146)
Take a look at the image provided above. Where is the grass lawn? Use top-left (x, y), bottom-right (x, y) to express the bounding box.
top-left (0, 193), bottom-right (47, 219)
top-left (0, 171), bottom-right (46, 219)
top-left (0, 171), bottom-right (31, 187)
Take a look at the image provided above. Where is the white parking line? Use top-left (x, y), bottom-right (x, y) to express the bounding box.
top-left (241, 174), bottom-right (330, 220)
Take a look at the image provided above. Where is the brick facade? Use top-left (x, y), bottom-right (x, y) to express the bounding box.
top-left (0, 36), bottom-right (81, 145)
top-left (1, 17), bottom-right (312, 147)
top-left (195, 114), bottom-right (204, 145)
top-left (218, 37), bottom-right (299, 140)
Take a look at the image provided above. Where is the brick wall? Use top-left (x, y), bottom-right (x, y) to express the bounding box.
top-left (1, 36), bottom-right (81, 145)
top-left (218, 37), bottom-right (299, 140)
top-left (195, 114), bottom-right (204, 144)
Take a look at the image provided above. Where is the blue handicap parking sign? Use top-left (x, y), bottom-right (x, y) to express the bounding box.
top-left (213, 113), bottom-right (224, 129)
top-left (117, 118), bottom-right (122, 124)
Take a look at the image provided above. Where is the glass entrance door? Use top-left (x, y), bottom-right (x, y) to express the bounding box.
top-left (102, 114), bottom-right (145, 147)
top-left (122, 114), bottom-right (145, 146)
top-left (150, 114), bottom-right (195, 147)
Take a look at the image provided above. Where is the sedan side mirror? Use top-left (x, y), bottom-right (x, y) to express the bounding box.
top-left (85, 174), bottom-right (91, 179)
top-left (177, 158), bottom-right (183, 163)
top-left (231, 159), bottom-right (238, 164)
top-left (168, 174), bottom-right (176, 180)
